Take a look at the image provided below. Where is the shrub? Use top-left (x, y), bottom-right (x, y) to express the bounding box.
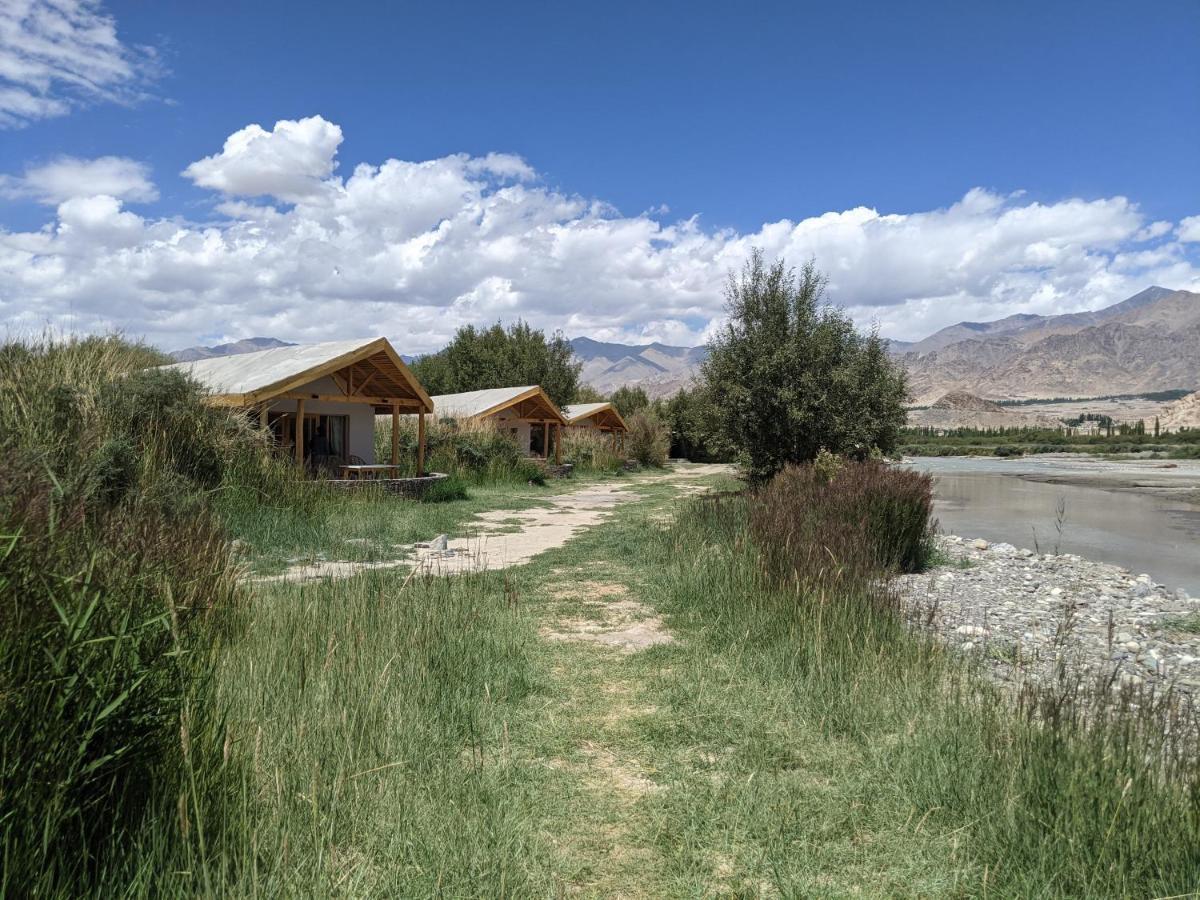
top-left (751, 461), bottom-right (935, 585)
top-left (627, 411), bottom-right (670, 468)
top-left (560, 427), bottom-right (623, 472)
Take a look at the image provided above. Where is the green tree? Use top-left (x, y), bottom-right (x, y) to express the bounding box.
top-left (700, 250), bottom-right (909, 483)
top-left (573, 383), bottom-right (606, 403)
top-left (411, 320), bottom-right (582, 408)
top-left (610, 385), bottom-right (650, 417)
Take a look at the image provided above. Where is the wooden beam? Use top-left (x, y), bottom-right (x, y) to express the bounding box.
top-left (295, 398), bottom-right (305, 469)
top-left (278, 392), bottom-right (422, 407)
top-left (258, 403), bottom-right (268, 430)
top-left (554, 423), bottom-right (561, 465)
top-left (417, 411), bottom-right (426, 477)
top-left (391, 402), bottom-right (400, 466)
top-left (353, 372), bottom-right (378, 397)
top-left (542, 421), bottom-right (550, 458)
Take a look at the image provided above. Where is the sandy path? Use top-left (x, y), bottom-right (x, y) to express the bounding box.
top-left (258, 464), bottom-right (733, 583)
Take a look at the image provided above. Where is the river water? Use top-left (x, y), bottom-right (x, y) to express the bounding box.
top-left (905, 456), bottom-right (1200, 594)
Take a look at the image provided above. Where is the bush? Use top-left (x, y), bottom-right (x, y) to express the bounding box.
top-left (0, 336), bottom-right (256, 893)
top-left (627, 411), bottom-right (670, 468)
top-left (560, 427), bottom-right (623, 472)
top-left (752, 461), bottom-right (935, 584)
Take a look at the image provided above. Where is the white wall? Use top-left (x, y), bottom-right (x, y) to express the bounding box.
top-left (266, 375), bottom-right (378, 463)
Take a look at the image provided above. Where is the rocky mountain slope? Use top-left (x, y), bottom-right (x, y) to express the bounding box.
top-left (897, 287), bottom-right (1200, 405)
top-left (570, 337), bottom-right (706, 398)
top-left (1161, 390), bottom-right (1200, 431)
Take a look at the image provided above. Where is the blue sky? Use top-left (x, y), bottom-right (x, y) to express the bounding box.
top-left (1, 0), bottom-right (1198, 350)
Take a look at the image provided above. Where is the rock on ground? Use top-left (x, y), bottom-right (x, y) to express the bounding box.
top-left (894, 535), bottom-right (1200, 695)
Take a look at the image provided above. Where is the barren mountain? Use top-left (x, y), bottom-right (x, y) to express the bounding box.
top-left (897, 288), bottom-right (1200, 404)
top-left (170, 337), bottom-right (296, 362)
top-left (570, 337), bottom-right (706, 398)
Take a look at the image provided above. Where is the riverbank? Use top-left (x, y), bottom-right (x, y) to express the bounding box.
top-left (897, 534), bottom-right (1200, 696)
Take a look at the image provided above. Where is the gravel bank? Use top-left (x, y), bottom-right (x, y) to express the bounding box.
top-left (895, 535), bottom-right (1200, 694)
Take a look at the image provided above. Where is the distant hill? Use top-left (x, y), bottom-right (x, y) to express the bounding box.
top-left (570, 337), bottom-right (706, 398)
top-left (169, 337), bottom-right (296, 362)
top-left (896, 287), bottom-right (1200, 405)
top-left (907, 391), bottom-right (1061, 430)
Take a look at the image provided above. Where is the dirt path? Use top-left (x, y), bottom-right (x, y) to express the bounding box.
top-left (259, 464), bottom-right (733, 583)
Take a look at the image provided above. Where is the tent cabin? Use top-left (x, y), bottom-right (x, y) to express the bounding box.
top-left (160, 338), bottom-right (433, 475)
top-left (563, 402), bottom-right (629, 452)
top-left (430, 385), bottom-right (568, 463)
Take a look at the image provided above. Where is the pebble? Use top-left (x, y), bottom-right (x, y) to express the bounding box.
top-left (895, 535), bottom-right (1200, 696)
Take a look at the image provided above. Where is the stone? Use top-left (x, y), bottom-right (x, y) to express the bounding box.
top-left (971, 538), bottom-right (989, 550)
top-left (1124, 641), bottom-right (1141, 653)
top-left (955, 625), bottom-right (990, 637)
top-left (430, 534), bottom-right (449, 551)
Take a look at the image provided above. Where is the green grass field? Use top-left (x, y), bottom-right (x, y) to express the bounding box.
top-left (111, 466), bottom-right (1200, 897)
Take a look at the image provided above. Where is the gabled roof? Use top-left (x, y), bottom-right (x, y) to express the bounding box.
top-left (563, 401), bottom-right (629, 432)
top-left (432, 385), bottom-right (567, 424)
top-left (159, 337), bottom-right (433, 412)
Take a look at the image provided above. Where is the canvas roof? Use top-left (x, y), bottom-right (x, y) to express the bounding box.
top-left (563, 402), bottom-right (628, 431)
top-left (431, 385), bottom-right (566, 424)
top-left (159, 337), bottom-right (433, 411)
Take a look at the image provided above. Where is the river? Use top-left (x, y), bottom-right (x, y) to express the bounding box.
top-left (905, 455), bottom-right (1200, 594)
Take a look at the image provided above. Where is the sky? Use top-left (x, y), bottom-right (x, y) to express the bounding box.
top-left (1, 0), bottom-right (1198, 352)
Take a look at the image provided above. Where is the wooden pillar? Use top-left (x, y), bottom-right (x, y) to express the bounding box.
top-left (391, 402), bottom-right (400, 466)
top-left (295, 398), bottom-right (305, 468)
top-left (542, 419), bottom-right (550, 458)
top-left (554, 423), bottom-right (562, 465)
top-left (417, 411), bottom-right (426, 477)
top-left (258, 403), bottom-right (268, 430)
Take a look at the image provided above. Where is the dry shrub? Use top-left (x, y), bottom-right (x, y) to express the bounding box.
top-left (560, 427), bottom-right (623, 471)
top-left (627, 411), bottom-right (670, 468)
top-left (751, 460), bottom-right (934, 591)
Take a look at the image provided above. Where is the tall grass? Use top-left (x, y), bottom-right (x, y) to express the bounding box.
top-left (659, 461), bottom-right (1200, 895)
top-left (559, 427), bottom-right (624, 471)
top-left (0, 336), bottom-right (266, 894)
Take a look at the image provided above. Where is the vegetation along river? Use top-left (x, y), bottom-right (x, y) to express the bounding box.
top-left (906, 455), bottom-right (1200, 594)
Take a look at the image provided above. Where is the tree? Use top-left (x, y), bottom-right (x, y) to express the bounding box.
top-left (610, 385), bottom-right (649, 417)
top-left (699, 250), bottom-right (909, 483)
top-left (411, 320), bottom-right (582, 408)
top-left (574, 384), bottom-right (606, 403)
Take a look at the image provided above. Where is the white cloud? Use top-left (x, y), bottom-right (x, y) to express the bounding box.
top-left (0, 0), bottom-right (160, 128)
top-left (1, 115), bottom-right (1198, 351)
top-left (0, 155), bottom-right (157, 203)
top-left (182, 116), bottom-right (344, 202)
top-left (1178, 216), bottom-right (1200, 243)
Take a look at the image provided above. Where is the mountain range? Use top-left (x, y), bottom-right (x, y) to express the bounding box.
top-left (169, 285), bottom-right (1199, 405)
top-left (895, 286), bottom-right (1200, 404)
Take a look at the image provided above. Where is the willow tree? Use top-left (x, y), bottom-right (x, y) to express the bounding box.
top-left (700, 250), bottom-right (909, 483)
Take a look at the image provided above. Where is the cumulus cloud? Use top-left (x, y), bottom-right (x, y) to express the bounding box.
top-left (0, 155), bottom-right (157, 203)
top-left (183, 116), bottom-right (344, 202)
top-left (1, 115), bottom-right (1198, 351)
top-left (1178, 216), bottom-right (1200, 243)
top-left (0, 0), bottom-right (160, 128)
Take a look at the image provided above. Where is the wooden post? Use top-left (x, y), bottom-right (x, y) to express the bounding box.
top-left (295, 399), bottom-right (305, 469)
top-left (417, 411), bottom-right (426, 476)
top-left (391, 402), bottom-right (400, 466)
top-left (259, 403), bottom-right (268, 430)
top-left (542, 419), bottom-right (550, 458)
top-left (554, 423), bottom-right (562, 465)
